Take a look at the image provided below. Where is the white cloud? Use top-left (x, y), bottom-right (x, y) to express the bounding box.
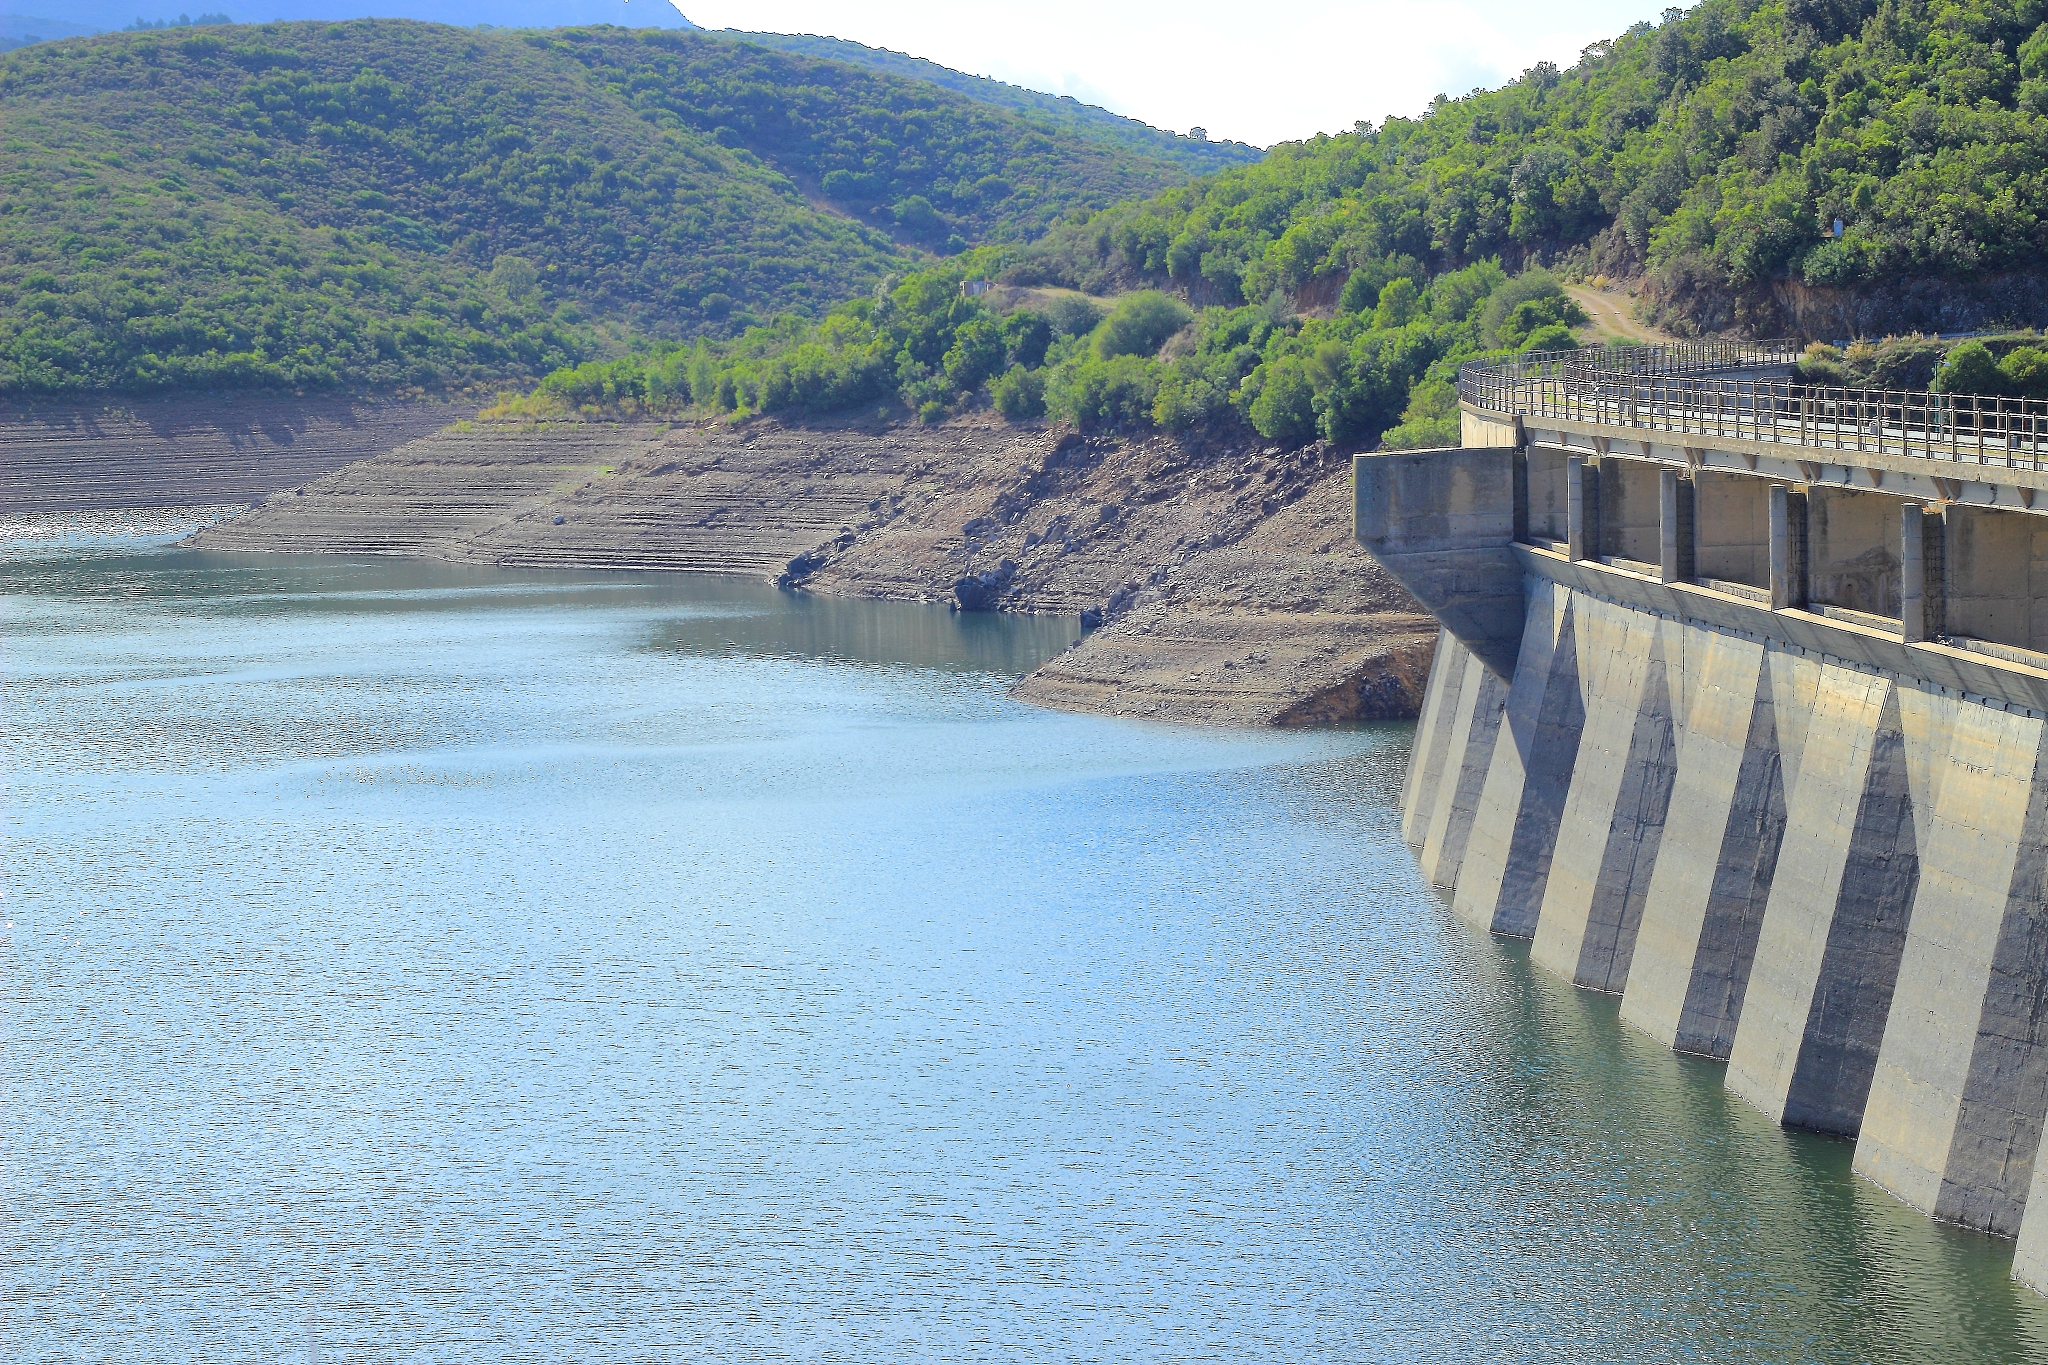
top-left (682, 1), bottom-right (1669, 146)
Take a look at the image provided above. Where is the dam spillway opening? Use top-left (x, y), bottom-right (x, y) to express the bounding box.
top-left (1359, 341), bottom-right (2048, 1288)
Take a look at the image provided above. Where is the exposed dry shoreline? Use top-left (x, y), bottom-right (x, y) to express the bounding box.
top-left (1, 393), bottom-right (472, 514)
top-left (31, 401), bottom-right (1434, 726)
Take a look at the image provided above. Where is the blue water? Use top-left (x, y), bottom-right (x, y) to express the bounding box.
top-left (11, 520), bottom-right (2048, 1363)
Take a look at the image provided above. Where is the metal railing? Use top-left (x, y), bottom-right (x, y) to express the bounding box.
top-left (1460, 342), bottom-right (2048, 472)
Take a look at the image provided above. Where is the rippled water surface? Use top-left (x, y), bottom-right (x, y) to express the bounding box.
top-left (13, 522), bottom-right (2048, 1364)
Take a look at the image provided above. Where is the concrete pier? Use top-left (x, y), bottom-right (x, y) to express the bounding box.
top-left (1416, 641), bottom-right (1509, 890)
top-left (1363, 342), bottom-right (2048, 1290)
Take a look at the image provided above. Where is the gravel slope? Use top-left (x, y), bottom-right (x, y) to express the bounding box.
top-left (183, 413), bottom-right (1436, 726)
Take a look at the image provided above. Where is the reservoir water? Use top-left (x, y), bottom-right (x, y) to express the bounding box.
top-left (13, 513), bottom-right (2048, 1363)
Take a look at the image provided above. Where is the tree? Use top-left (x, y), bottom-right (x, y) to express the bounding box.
top-left (1934, 341), bottom-right (2008, 396)
top-left (1094, 291), bottom-right (1193, 359)
top-left (1247, 357), bottom-right (1318, 447)
top-left (1374, 278), bottom-right (1421, 329)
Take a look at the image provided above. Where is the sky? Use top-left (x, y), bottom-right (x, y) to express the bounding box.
top-left (679, 1), bottom-right (1676, 148)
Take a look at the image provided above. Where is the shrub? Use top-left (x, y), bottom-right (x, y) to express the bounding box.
top-left (1378, 378), bottom-right (1462, 450)
top-left (2001, 346), bottom-right (2048, 400)
top-left (1246, 356), bottom-right (1319, 447)
top-left (1934, 340), bottom-right (2008, 396)
top-left (1517, 323), bottom-right (1580, 353)
top-left (1001, 311), bottom-right (1053, 369)
top-left (1050, 354), bottom-right (1160, 429)
top-left (1044, 294), bottom-right (1105, 338)
top-left (1094, 291), bottom-right (1194, 359)
top-left (1152, 371), bottom-right (1227, 430)
top-left (991, 364), bottom-right (1047, 419)
top-left (1373, 278), bottom-right (1422, 329)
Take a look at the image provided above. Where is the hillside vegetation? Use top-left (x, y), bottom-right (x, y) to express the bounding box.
top-left (509, 0), bottom-right (2048, 454)
top-left (0, 20), bottom-right (1205, 394)
top-left (727, 31), bottom-right (1264, 176)
top-left (1018, 0), bottom-right (2048, 336)
top-left (500, 247), bottom-right (1583, 455)
top-left (550, 29), bottom-right (1220, 248)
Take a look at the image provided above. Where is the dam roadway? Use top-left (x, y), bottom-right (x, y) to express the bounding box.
top-left (1358, 341), bottom-right (2048, 1289)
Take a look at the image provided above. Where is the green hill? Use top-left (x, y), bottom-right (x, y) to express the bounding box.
top-left (0, 20), bottom-right (1207, 395)
top-left (508, 0), bottom-right (2048, 455)
top-left (724, 30), bottom-right (1265, 176)
top-left (1016, 0), bottom-right (2048, 338)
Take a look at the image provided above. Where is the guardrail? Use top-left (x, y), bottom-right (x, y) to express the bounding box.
top-left (1460, 342), bottom-right (2048, 472)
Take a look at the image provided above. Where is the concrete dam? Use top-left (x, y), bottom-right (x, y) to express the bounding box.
top-left (1358, 340), bottom-right (2048, 1287)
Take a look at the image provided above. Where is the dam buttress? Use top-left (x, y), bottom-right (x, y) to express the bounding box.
top-left (1361, 341), bottom-right (2048, 1288)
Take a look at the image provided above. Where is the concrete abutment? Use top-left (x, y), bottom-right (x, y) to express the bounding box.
top-left (1375, 389), bottom-right (2048, 1287)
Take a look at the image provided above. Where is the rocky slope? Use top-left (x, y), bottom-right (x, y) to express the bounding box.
top-left (187, 414), bottom-right (1435, 725)
top-left (1, 394), bottom-right (469, 514)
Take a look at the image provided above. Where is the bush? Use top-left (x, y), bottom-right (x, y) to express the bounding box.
top-left (1934, 340), bottom-right (2008, 396)
top-left (1377, 377), bottom-right (1462, 449)
top-left (1094, 291), bottom-right (1194, 359)
top-left (1339, 256), bottom-right (1426, 315)
top-left (1517, 323), bottom-right (1580, 353)
top-left (1480, 269), bottom-right (1578, 346)
top-left (1001, 311), bottom-right (1053, 368)
top-left (1050, 354), bottom-right (1160, 429)
top-left (991, 364), bottom-right (1047, 419)
top-left (1152, 371), bottom-right (1227, 430)
top-left (1247, 357), bottom-right (1319, 447)
top-left (1044, 294), bottom-right (1105, 338)
top-left (1373, 278), bottom-right (1422, 329)
top-left (2004, 346), bottom-right (2048, 400)
top-left (942, 316), bottom-right (1006, 391)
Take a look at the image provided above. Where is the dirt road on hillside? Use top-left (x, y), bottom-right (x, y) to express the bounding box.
top-left (1568, 285), bottom-right (1676, 346)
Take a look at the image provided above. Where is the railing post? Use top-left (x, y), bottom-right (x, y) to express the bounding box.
top-left (1901, 503), bottom-right (1926, 643)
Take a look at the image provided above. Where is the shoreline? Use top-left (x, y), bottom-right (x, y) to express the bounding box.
top-left (17, 399), bottom-right (1435, 727)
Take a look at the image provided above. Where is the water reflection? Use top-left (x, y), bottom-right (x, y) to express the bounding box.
top-left (11, 528), bottom-right (2048, 1363)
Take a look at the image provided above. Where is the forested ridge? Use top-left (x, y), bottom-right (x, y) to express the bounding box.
top-left (0, 20), bottom-right (1208, 394)
top-left (514, 0), bottom-right (2048, 456)
top-left (21, 0), bottom-right (2048, 412)
top-left (723, 31), bottom-right (1264, 177)
top-left (1023, 0), bottom-right (2048, 335)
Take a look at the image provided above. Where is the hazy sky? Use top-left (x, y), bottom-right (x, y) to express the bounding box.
top-left (678, 1), bottom-right (1674, 147)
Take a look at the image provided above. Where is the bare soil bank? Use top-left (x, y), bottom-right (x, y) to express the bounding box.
top-left (1, 393), bottom-right (472, 513)
top-left (187, 414), bottom-right (1435, 726)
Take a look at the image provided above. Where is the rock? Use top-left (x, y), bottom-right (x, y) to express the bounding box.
top-left (1079, 607), bottom-right (1104, 630)
top-left (552, 514), bottom-right (566, 524)
top-left (777, 547), bottom-right (828, 589)
top-left (954, 558), bottom-right (1017, 611)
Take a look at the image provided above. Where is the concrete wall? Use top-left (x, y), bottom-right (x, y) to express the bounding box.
top-left (1809, 486), bottom-right (1904, 617)
top-left (1461, 410), bottom-right (1520, 449)
top-left (1598, 458), bottom-right (1663, 565)
top-left (1402, 630), bottom-right (1510, 893)
top-left (1695, 471), bottom-right (1772, 587)
top-left (1354, 449), bottom-right (1525, 678)
top-left (1397, 561), bottom-right (2048, 1284)
top-left (1527, 447), bottom-right (1569, 543)
top-left (1946, 505), bottom-right (2048, 652)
